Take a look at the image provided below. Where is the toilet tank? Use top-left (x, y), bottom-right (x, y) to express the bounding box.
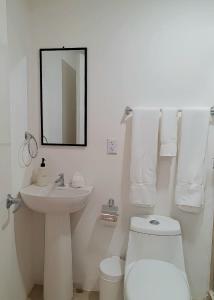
top-left (125, 215), bottom-right (186, 274)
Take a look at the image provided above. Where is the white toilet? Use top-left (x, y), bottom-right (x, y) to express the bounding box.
top-left (124, 215), bottom-right (191, 300)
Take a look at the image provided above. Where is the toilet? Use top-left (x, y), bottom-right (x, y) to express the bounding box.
top-left (124, 215), bottom-right (191, 300)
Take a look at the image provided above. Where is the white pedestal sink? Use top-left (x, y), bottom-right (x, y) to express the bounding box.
top-left (20, 184), bottom-right (93, 300)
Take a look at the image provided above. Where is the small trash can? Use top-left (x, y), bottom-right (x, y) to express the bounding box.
top-left (99, 256), bottom-right (125, 300)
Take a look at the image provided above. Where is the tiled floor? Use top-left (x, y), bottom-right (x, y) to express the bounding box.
top-left (28, 285), bottom-right (43, 300)
top-left (28, 285), bottom-right (99, 300)
top-left (73, 291), bottom-right (99, 300)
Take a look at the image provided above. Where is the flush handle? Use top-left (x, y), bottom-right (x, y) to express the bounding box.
top-left (149, 220), bottom-right (160, 225)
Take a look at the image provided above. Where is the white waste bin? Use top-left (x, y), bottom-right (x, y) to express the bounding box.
top-left (99, 256), bottom-right (124, 300)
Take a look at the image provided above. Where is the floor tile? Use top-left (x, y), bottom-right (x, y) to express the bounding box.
top-left (73, 291), bottom-right (99, 300)
top-left (28, 285), bottom-right (99, 300)
top-left (28, 285), bottom-right (43, 300)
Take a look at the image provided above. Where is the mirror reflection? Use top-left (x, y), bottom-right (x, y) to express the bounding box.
top-left (40, 48), bottom-right (87, 146)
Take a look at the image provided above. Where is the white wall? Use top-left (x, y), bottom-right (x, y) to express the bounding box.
top-left (29, 1), bottom-right (214, 299)
top-left (0, 0), bottom-right (9, 145)
top-left (0, 0), bottom-right (35, 299)
top-left (0, 5), bottom-right (13, 295)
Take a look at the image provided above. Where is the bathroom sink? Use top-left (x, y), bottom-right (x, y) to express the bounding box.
top-left (20, 184), bottom-right (93, 214)
top-left (21, 183), bottom-right (93, 300)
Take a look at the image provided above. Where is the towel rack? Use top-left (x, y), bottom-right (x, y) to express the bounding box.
top-left (125, 106), bottom-right (214, 116)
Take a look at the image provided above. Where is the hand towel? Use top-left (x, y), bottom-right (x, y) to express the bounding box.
top-left (175, 108), bottom-right (210, 211)
top-left (160, 108), bottom-right (178, 157)
top-left (130, 107), bottom-right (160, 207)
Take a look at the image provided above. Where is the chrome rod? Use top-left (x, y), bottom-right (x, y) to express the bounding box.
top-left (6, 194), bottom-right (22, 213)
top-left (125, 106), bottom-right (214, 116)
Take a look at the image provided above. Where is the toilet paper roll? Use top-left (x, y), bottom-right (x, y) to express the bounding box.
top-left (100, 213), bottom-right (118, 226)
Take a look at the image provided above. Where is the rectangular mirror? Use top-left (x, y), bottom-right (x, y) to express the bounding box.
top-left (40, 48), bottom-right (87, 146)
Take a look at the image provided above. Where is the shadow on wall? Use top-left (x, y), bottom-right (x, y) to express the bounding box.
top-left (71, 194), bottom-right (115, 290)
top-left (14, 206), bottom-right (34, 295)
top-left (10, 54), bottom-right (36, 295)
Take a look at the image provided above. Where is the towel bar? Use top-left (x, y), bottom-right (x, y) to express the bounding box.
top-left (125, 106), bottom-right (214, 116)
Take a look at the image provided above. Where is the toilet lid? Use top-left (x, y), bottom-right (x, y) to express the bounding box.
top-left (125, 259), bottom-right (190, 300)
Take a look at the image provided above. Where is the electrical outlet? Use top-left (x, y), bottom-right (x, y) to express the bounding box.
top-left (107, 139), bottom-right (118, 155)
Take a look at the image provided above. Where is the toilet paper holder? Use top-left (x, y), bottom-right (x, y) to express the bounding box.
top-left (100, 199), bottom-right (119, 224)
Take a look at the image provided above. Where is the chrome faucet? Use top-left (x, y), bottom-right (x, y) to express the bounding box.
top-left (55, 173), bottom-right (65, 187)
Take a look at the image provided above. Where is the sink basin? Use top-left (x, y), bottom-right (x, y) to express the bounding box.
top-left (20, 184), bottom-right (93, 214)
top-left (20, 183), bottom-right (93, 300)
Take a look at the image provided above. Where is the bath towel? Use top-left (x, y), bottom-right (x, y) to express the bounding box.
top-left (160, 108), bottom-right (178, 157)
top-left (175, 108), bottom-right (210, 211)
top-left (130, 107), bottom-right (160, 207)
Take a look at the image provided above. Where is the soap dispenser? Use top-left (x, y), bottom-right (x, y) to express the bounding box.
top-left (36, 158), bottom-right (49, 187)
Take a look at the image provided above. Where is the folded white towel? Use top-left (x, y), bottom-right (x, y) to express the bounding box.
top-left (130, 107), bottom-right (160, 207)
top-left (175, 108), bottom-right (210, 211)
top-left (160, 108), bottom-right (178, 157)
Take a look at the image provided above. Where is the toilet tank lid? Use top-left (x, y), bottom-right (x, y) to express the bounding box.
top-left (130, 215), bottom-right (181, 236)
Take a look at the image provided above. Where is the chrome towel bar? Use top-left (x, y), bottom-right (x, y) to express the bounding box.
top-left (125, 106), bottom-right (214, 116)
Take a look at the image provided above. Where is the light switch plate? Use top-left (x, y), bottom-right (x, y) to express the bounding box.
top-left (107, 139), bottom-right (118, 155)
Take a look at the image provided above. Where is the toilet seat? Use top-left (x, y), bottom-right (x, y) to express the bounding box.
top-left (125, 259), bottom-right (190, 300)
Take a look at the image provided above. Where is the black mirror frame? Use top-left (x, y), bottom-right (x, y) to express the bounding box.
top-left (39, 47), bottom-right (87, 146)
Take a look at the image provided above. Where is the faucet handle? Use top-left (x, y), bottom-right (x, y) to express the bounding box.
top-left (55, 173), bottom-right (65, 186)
